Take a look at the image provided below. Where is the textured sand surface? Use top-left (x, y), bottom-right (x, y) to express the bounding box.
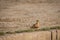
top-left (0, 0), bottom-right (60, 31)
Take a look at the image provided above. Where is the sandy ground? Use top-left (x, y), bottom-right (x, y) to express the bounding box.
top-left (0, 0), bottom-right (60, 31)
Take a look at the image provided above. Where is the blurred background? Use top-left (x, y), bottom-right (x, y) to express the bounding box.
top-left (0, 0), bottom-right (60, 32)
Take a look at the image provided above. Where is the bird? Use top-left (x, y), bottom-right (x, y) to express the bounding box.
top-left (31, 20), bottom-right (40, 29)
